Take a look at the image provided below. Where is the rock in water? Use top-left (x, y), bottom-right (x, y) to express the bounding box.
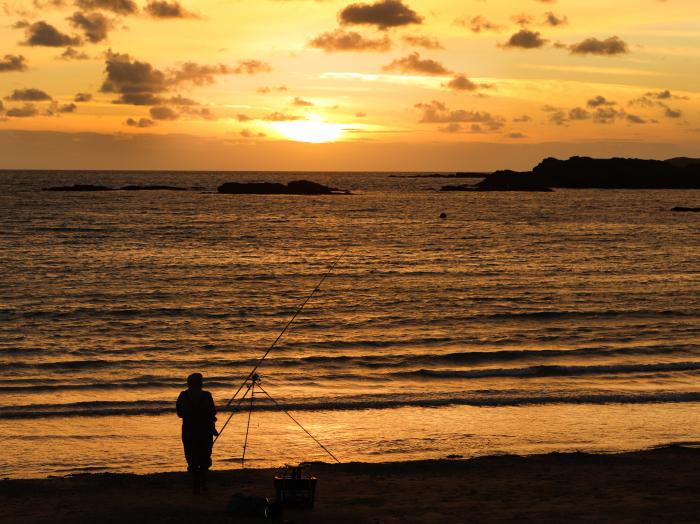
top-left (217, 180), bottom-right (350, 195)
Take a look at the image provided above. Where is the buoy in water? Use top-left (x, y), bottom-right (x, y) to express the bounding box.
top-left (439, 212), bottom-right (447, 219)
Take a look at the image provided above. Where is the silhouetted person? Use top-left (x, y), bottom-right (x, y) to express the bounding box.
top-left (176, 372), bottom-right (218, 493)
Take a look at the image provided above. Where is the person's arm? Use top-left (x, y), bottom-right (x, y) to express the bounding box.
top-left (176, 391), bottom-right (187, 419)
top-left (207, 392), bottom-right (219, 436)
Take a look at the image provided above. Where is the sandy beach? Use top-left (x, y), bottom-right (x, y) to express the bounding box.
top-left (1, 446), bottom-right (698, 523)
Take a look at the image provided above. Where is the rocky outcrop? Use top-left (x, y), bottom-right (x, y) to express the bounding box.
top-left (43, 184), bottom-right (113, 191)
top-left (444, 156), bottom-right (700, 191)
top-left (217, 180), bottom-right (350, 195)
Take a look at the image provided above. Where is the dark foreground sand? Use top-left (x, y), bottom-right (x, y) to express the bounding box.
top-left (1, 446), bottom-right (698, 523)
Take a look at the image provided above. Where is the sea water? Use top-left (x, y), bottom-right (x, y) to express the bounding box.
top-left (0, 170), bottom-right (698, 478)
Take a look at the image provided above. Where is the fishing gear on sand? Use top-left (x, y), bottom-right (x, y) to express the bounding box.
top-left (213, 248), bottom-right (349, 464)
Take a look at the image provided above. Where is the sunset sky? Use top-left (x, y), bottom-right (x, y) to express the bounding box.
top-left (0, 0), bottom-right (698, 170)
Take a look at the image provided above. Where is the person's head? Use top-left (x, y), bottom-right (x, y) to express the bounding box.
top-left (187, 372), bottom-right (203, 390)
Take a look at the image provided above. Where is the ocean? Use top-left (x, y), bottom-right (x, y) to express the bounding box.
top-left (0, 170), bottom-right (698, 479)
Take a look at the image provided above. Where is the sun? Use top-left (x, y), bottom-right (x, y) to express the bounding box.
top-left (272, 118), bottom-right (344, 143)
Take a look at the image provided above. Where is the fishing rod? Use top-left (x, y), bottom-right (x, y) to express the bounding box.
top-left (214, 246), bottom-right (349, 446)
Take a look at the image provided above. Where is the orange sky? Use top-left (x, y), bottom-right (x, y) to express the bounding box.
top-left (1, 0), bottom-right (698, 170)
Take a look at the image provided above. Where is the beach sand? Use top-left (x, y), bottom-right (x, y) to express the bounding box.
top-left (1, 446), bottom-right (698, 523)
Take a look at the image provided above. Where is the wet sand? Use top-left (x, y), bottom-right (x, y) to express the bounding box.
top-left (1, 446), bottom-right (698, 523)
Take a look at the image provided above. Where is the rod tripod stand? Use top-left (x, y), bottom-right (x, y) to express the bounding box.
top-left (232, 373), bottom-right (340, 467)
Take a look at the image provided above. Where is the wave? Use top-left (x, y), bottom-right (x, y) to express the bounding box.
top-left (393, 361), bottom-right (700, 380)
top-left (2, 391), bottom-right (699, 419)
top-left (4, 343), bottom-right (698, 376)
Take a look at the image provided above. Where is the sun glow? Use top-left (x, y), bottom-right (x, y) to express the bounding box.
top-left (272, 118), bottom-right (345, 143)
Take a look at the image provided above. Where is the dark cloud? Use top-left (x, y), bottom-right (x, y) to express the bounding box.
top-left (443, 74), bottom-right (494, 93)
top-left (569, 36), bottom-right (628, 55)
top-left (6, 103), bottom-right (39, 117)
top-left (181, 106), bottom-right (217, 120)
top-left (339, 0), bottom-right (423, 30)
top-left (75, 0), bottom-right (138, 15)
top-left (645, 89), bottom-right (689, 101)
top-left (455, 16), bottom-right (504, 33)
top-left (0, 54), bottom-right (28, 72)
top-left (587, 95), bottom-right (615, 108)
top-left (240, 129), bottom-right (266, 138)
top-left (100, 51), bottom-right (168, 104)
top-left (663, 106), bottom-right (682, 118)
top-left (169, 63), bottom-right (235, 85)
top-left (59, 102), bottom-right (77, 113)
top-left (626, 114), bottom-right (648, 124)
top-left (236, 114), bottom-right (252, 122)
top-left (74, 92), bottom-right (92, 102)
top-left (543, 12), bottom-right (568, 26)
top-left (513, 115), bottom-right (532, 122)
top-left (506, 132), bottom-right (527, 139)
top-left (149, 105), bottom-right (179, 120)
top-left (126, 117), bottom-right (155, 127)
top-left (232, 60), bottom-right (272, 74)
top-left (401, 35), bottom-right (442, 49)
top-left (501, 29), bottom-right (548, 49)
top-left (145, 1), bottom-right (196, 19)
top-left (548, 110), bottom-right (567, 125)
top-left (568, 107), bottom-right (590, 120)
top-left (22, 21), bottom-right (82, 47)
top-left (168, 95), bottom-right (198, 106)
top-left (59, 47), bottom-right (90, 60)
top-left (414, 100), bottom-right (505, 131)
top-left (592, 107), bottom-right (624, 124)
top-left (309, 29), bottom-right (391, 52)
top-left (5, 88), bottom-right (52, 101)
top-left (382, 52), bottom-right (450, 75)
top-left (292, 97), bottom-right (313, 106)
top-left (68, 11), bottom-right (113, 43)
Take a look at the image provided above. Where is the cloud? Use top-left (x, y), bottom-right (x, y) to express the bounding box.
top-left (511, 13), bottom-right (533, 27)
top-left (100, 52), bottom-right (267, 105)
top-left (401, 35), bottom-right (442, 49)
top-left (240, 129), bottom-right (266, 138)
top-left (513, 115), bottom-right (532, 122)
top-left (145, 1), bottom-right (196, 19)
top-left (257, 85), bottom-right (288, 94)
top-left (6, 103), bottom-right (39, 117)
top-left (59, 102), bottom-right (77, 113)
top-left (339, 0), bottom-right (423, 30)
top-left (309, 29), bottom-right (392, 52)
top-left (626, 114), bottom-right (648, 124)
top-left (455, 16), bottom-right (504, 33)
top-left (292, 97), bottom-right (313, 106)
top-left (59, 47), bottom-right (90, 60)
top-left (501, 30), bottom-right (548, 49)
top-left (5, 88), bottom-right (52, 101)
top-left (74, 92), bottom-right (92, 102)
top-left (592, 106), bottom-right (624, 124)
top-left (569, 36), bottom-right (628, 55)
top-left (100, 52), bottom-right (169, 104)
top-left (68, 11), bottom-right (113, 43)
top-left (568, 107), bottom-right (590, 120)
top-left (414, 100), bottom-right (505, 131)
top-left (126, 117), bottom-right (155, 127)
top-left (236, 114), bottom-right (252, 122)
top-left (75, 0), bottom-right (138, 15)
top-left (587, 95), bottom-right (615, 108)
top-left (543, 12), bottom-right (568, 27)
top-left (382, 52), bottom-right (450, 75)
top-left (21, 21), bottom-right (82, 47)
top-left (663, 106), bottom-right (682, 118)
top-left (506, 132), bottom-right (527, 139)
top-left (149, 105), bottom-right (178, 120)
top-left (0, 54), bottom-right (28, 72)
top-left (644, 89), bottom-right (688, 101)
top-left (262, 112), bottom-right (304, 121)
top-left (443, 74), bottom-right (492, 92)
